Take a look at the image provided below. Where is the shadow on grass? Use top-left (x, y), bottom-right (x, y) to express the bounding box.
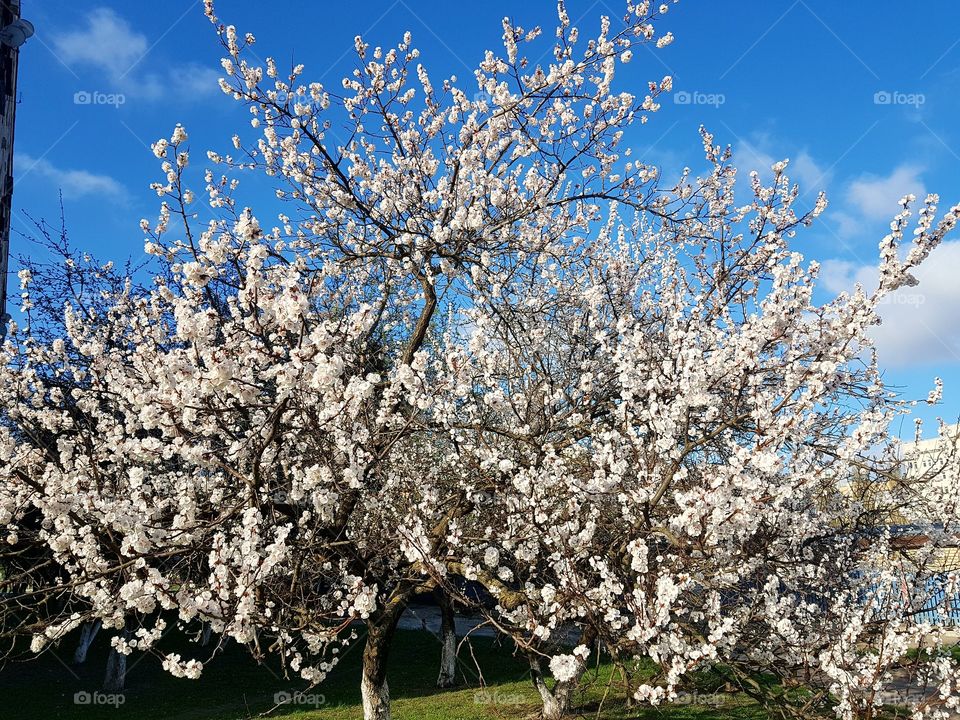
top-left (0, 623), bottom-right (540, 720)
top-left (0, 620), bottom-right (784, 719)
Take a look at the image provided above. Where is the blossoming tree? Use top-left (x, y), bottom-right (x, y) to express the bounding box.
top-left (3, 1), bottom-right (960, 720)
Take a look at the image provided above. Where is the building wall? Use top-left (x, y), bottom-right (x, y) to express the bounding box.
top-left (900, 423), bottom-right (960, 480)
top-left (0, 0), bottom-right (21, 331)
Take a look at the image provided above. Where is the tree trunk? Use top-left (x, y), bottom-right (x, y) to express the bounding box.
top-left (102, 621), bottom-right (132, 692)
top-left (200, 621), bottom-right (212, 647)
top-left (102, 647), bottom-right (127, 693)
top-left (73, 619), bottom-right (101, 665)
top-left (361, 602), bottom-right (405, 720)
top-left (436, 590), bottom-right (458, 688)
top-left (529, 627), bottom-right (597, 720)
top-left (530, 659), bottom-right (572, 720)
top-left (613, 657), bottom-right (636, 708)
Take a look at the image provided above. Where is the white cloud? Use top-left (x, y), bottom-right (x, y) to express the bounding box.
top-left (51, 7), bottom-right (219, 101)
top-left (170, 64), bottom-right (223, 99)
top-left (16, 153), bottom-right (125, 200)
top-left (792, 150), bottom-right (830, 191)
top-left (826, 211), bottom-right (862, 240)
top-left (736, 139), bottom-right (775, 178)
top-left (845, 165), bottom-right (926, 221)
top-left (52, 8), bottom-right (147, 79)
top-left (819, 258), bottom-right (866, 294)
top-left (735, 138), bottom-right (830, 192)
top-left (820, 241), bottom-right (960, 368)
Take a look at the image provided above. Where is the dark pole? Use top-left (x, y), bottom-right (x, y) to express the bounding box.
top-left (0, 0), bottom-right (32, 340)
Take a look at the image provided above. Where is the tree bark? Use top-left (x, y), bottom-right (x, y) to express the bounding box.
top-left (436, 590), bottom-right (458, 688)
top-left (102, 621), bottom-right (132, 692)
top-left (73, 619), bottom-right (101, 665)
top-left (529, 627), bottom-right (597, 720)
top-left (361, 602), bottom-right (406, 720)
top-left (530, 658), bottom-right (572, 720)
top-left (102, 647), bottom-right (127, 693)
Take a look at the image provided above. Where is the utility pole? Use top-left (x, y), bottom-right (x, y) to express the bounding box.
top-left (0, 0), bottom-right (33, 340)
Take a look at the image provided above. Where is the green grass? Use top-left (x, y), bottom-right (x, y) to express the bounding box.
top-left (0, 625), bottom-right (769, 720)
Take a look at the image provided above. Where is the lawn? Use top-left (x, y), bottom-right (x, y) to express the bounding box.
top-left (0, 624), bottom-right (769, 720)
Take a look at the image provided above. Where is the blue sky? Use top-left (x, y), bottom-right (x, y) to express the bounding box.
top-left (9, 1), bottom-right (960, 435)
